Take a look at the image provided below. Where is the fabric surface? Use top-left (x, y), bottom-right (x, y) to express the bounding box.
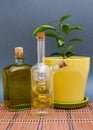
top-left (0, 102), bottom-right (93, 130)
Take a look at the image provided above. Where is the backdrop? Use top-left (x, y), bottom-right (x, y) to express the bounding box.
top-left (0, 0), bottom-right (93, 101)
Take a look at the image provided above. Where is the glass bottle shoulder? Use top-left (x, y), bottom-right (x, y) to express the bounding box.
top-left (32, 63), bottom-right (50, 70)
top-left (3, 63), bottom-right (32, 72)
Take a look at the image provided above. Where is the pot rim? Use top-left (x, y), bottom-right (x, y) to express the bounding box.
top-left (45, 56), bottom-right (90, 61)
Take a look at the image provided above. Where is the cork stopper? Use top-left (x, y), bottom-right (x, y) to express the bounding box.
top-left (15, 47), bottom-right (24, 58)
top-left (37, 32), bottom-right (45, 40)
top-left (58, 60), bottom-right (67, 68)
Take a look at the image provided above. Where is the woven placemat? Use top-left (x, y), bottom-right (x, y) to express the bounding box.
top-left (0, 102), bottom-right (93, 130)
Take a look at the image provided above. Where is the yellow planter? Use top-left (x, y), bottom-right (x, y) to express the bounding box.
top-left (45, 56), bottom-right (90, 103)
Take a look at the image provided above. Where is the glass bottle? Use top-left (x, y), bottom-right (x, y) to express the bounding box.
top-left (2, 47), bottom-right (32, 111)
top-left (31, 32), bottom-right (53, 115)
top-left (31, 32), bottom-right (66, 115)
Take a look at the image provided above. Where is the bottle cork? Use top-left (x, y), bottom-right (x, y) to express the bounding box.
top-left (58, 60), bottom-right (67, 68)
top-left (37, 32), bottom-right (45, 40)
top-left (15, 47), bottom-right (24, 58)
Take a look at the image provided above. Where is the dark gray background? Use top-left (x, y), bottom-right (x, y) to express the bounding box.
top-left (0, 0), bottom-right (93, 101)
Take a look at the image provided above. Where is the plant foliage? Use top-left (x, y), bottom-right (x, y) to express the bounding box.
top-left (33, 14), bottom-right (84, 58)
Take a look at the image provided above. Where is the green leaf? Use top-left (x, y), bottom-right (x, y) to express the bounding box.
top-left (62, 23), bottom-right (71, 35)
top-left (70, 26), bottom-right (84, 31)
top-left (60, 14), bottom-right (72, 24)
top-left (66, 45), bottom-right (75, 52)
top-left (50, 52), bottom-right (62, 56)
top-left (33, 25), bottom-right (56, 36)
top-left (68, 38), bottom-right (83, 42)
top-left (57, 39), bottom-right (66, 47)
top-left (58, 51), bottom-right (64, 57)
top-left (45, 32), bottom-right (58, 39)
top-left (65, 51), bottom-right (75, 58)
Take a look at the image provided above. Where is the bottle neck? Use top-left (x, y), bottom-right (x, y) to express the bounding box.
top-left (37, 38), bottom-right (45, 63)
top-left (50, 60), bottom-right (67, 73)
top-left (15, 58), bottom-right (24, 65)
top-left (50, 62), bottom-right (60, 72)
top-left (14, 47), bottom-right (24, 65)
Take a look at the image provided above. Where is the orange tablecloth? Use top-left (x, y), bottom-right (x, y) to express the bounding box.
top-left (0, 102), bottom-right (93, 130)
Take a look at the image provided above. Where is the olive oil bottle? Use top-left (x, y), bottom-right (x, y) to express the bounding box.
top-left (2, 47), bottom-right (32, 111)
top-left (31, 32), bottom-right (53, 115)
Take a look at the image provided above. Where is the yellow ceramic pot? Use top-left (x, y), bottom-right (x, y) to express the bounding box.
top-left (45, 56), bottom-right (90, 103)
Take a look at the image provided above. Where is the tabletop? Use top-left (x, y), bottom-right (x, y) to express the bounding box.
top-left (0, 102), bottom-right (93, 130)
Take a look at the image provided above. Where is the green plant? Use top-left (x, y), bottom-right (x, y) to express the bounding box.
top-left (33, 14), bottom-right (84, 58)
